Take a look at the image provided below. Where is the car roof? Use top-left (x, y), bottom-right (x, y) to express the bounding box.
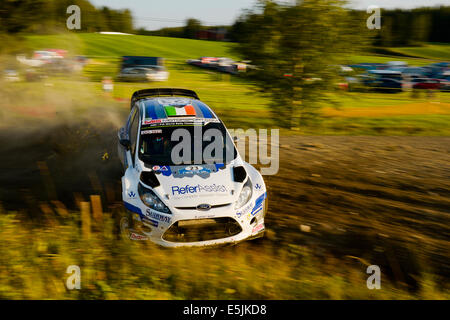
top-left (138, 97), bottom-right (219, 127)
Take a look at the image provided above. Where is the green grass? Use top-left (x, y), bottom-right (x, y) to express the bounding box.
top-left (387, 43), bottom-right (450, 61)
top-left (25, 33), bottom-right (238, 60)
top-left (350, 54), bottom-right (435, 66)
top-left (0, 209), bottom-right (447, 300)
top-left (25, 33), bottom-right (448, 65)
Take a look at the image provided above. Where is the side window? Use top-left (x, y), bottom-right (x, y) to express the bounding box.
top-left (127, 107), bottom-right (137, 131)
top-left (129, 109), bottom-right (139, 166)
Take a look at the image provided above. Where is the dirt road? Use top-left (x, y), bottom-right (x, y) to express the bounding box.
top-left (0, 120), bottom-right (448, 291)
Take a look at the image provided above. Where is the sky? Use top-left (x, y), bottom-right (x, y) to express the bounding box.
top-left (90, 0), bottom-right (450, 30)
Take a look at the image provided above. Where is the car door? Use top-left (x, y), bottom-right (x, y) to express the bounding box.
top-left (122, 105), bottom-right (141, 200)
top-left (118, 105), bottom-right (138, 169)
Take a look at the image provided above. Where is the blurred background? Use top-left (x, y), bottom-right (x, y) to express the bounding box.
top-left (0, 0), bottom-right (449, 299)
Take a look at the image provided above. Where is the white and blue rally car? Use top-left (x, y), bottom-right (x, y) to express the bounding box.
top-left (118, 88), bottom-right (267, 247)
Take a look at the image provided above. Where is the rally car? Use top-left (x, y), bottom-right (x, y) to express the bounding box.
top-left (117, 88), bottom-right (267, 247)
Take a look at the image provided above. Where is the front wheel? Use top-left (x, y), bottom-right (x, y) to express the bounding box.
top-left (113, 209), bottom-right (133, 240)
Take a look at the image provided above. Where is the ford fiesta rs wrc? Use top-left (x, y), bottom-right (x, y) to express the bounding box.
top-left (117, 88), bottom-right (267, 247)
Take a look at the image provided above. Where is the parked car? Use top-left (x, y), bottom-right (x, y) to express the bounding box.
top-left (187, 57), bottom-right (252, 75)
top-left (348, 63), bottom-right (386, 71)
top-left (118, 66), bottom-right (169, 82)
top-left (438, 73), bottom-right (450, 91)
top-left (411, 78), bottom-right (441, 90)
top-left (386, 61), bottom-right (408, 68)
top-left (117, 88), bottom-right (268, 247)
top-left (360, 70), bottom-right (403, 92)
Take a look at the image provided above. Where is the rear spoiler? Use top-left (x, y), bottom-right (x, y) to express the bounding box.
top-left (131, 88), bottom-right (200, 108)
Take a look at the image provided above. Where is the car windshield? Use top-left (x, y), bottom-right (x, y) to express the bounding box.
top-left (138, 122), bottom-right (237, 165)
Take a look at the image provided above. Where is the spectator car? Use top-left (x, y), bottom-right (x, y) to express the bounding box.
top-left (361, 70), bottom-right (403, 92)
top-left (411, 78), bottom-right (441, 90)
top-left (117, 66), bottom-right (169, 82)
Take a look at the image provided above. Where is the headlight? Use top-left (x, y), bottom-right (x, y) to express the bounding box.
top-left (235, 178), bottom-right (253, 209)
top-left (138, 183), bottom-right (171, 214)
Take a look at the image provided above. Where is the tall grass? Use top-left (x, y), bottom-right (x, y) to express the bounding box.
top-left (0, 204), bottom-right (447, 300)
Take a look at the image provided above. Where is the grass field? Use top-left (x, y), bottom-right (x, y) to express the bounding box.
top-left (18, 33), bottom-right (450, 135)
top-left (7, 34), bottom-right (450, 135)
top-left (387, 43), bottom-right (450, 61)
top-left (25, 33), bottom-right (238, 60)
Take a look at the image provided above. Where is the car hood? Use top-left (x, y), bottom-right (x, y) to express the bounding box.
top-left (150, 163), bottom-right (242, 208)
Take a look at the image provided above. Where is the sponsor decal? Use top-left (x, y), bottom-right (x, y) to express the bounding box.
top-left (171, 184), bottom-right (227, 195)
top-left (172, 165), bottom-right (213, 178)
top-left (255, 183), bottom-right (262, 190)
top-left (236, 201), bottom-right (253, 218)
top-left (142, 119), bottom-right (162, 125)
top-left (130, 232), bottom-right (149, 241)
top-left (194, 214), bottom-right (215, 219)
top-left (153, 165), bottom-right (172, 176)
top-left (142, 217), bottom-right (159, 227)
top-left (128, 191), bottom-right (136, 198)
top-left (141, 118), bottom-right (220, 128)
top-left (156, 164), bottom-right (223, 178)
top-left (141, 129), bottom-right (162, 135)
top-left (146, 209), bottom-right (171, 224)
top-left (252, 223), bottom-right (265, 234)
top-left (250, 192), bottom-right (266, 217)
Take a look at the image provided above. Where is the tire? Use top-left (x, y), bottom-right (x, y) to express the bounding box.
top-left (113, 208), bottom-right (133, 240)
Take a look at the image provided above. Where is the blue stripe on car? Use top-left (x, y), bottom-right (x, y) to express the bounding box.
top-left (251, 192), bottom-right (267, 215)
top-left (155, 103), bottom-right (167, 119)
top-left (144, 102), bottom-right (158, 119)
top-left (124, 202), bottom-right (142, 215)
top-left (251, 206), bottom-right (263, 216)
top-left (254, 192), bottom-right (266, 207)
top-left (195, 101), bottom-right (214, 119)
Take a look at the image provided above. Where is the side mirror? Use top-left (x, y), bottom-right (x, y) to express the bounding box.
top-left (120, 139), bottom-right (131, 150)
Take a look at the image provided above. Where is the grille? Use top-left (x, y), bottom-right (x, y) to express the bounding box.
top-left (175, 203), bottom-right (231, 210)
top-left (162, 217), bottom-right (242, 243)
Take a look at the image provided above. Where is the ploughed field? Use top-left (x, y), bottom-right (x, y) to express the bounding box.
top-left (0, 117), bottom-right (448, 292)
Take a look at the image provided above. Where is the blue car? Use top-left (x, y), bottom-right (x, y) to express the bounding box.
top-left (361, 70), bottom-right (403, 92)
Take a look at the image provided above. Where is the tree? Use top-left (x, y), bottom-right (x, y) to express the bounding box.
top-left (233, 0), bottom-right (368, 128)
top-left (183, 18), bottom-right (202, 39)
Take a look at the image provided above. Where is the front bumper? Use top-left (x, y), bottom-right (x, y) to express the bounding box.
top-left (126, 193), bottom-right (267, 247)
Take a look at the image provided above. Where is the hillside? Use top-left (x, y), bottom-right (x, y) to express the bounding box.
top-left (25, 33), bottom-right (238, 60)
top-left (387, 43), bottom-right (450, 61)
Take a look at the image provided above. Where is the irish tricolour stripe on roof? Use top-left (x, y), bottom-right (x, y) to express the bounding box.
top-left (164, 105), bottom-right (196, 117)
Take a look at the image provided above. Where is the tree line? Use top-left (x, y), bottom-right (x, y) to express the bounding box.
top-left (0, 0), bottom-right (133, 34)
top-left (230, 5), bottom-right (450, 47)
top-left (374, 6), bottom-right (450, 46)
